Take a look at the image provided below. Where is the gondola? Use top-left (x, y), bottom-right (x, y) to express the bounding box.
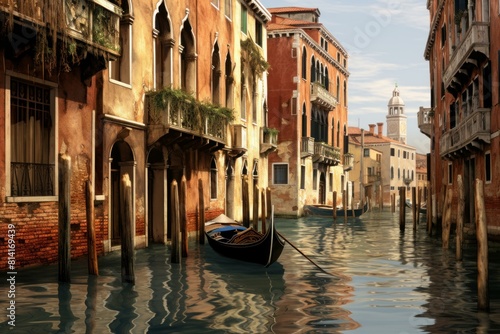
top-left (303, 201), bottom-right (368, 218)
top-left (204, 210), bottom-right (285, 267)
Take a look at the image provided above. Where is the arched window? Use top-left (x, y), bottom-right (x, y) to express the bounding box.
top-left (324, 67), bottom-right (329, 91)
top-left (212, 41), bottom-right (221, 104)
top-left (225, 52), bottom-right (233, 107)
top-left (180, 17), bottom-right (196, 92)
top-left (391, 167), bottom-right (394, 179)
top-left (153, 1), bottom-right (172, 89)
top-left (111, 0), bottom-right (132, 85)
top-left (310, 56), bottom-right (316, 82)
top-left (343, 80), bottom-right (347, 105)
top-left (302, 103), bottom-right (307, 137)
top-left (301, 47), bottom-right (307, 79)
top-left (336, 76), bottom-right (340, 99)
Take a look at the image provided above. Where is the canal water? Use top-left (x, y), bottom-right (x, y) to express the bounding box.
top-left (2, 209), bottom-right (500, 333)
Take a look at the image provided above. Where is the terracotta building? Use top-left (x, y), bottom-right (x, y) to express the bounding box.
top-left (266, 7), bottom-right (350, 216)
top-left (422, 0), bottom-right (500, 237)
top-left (0, 0), bottom-right (273, 270)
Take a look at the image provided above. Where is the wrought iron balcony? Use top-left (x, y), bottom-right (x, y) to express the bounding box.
top-left (0, 0), bottom-right (122, 57)
top-left (301, 137), bottom-right (315, 158)
top-left (343, 153), bottom-right (354, 171)
top-left (417, 107), bottom-right (433, 138)
top-left (440, 108), bottom-right (490, 159)
top-left (312, 142), bottom-right (341, 166)
top-left (443, 22), bottom-right (489, 95)
top-left (310, 82), bottom-right (338, 110)
top-left (145, 93), bottom-right (228, 148)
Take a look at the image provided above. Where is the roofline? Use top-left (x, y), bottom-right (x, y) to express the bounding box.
top-left (268, 29), bottom-right (349, 77)
top-left (423, 0), bottom-right (445, 60)
top-left (244, 0), bottom-right (272, 23)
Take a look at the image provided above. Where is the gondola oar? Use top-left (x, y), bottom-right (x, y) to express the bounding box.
top-left (277, 231), bottom-right (335, 276)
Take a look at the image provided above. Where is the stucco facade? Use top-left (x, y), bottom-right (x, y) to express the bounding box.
top-left (266, 7), bottom-right (350, 216)
top-left (0, 0), bottom-right (273, 270)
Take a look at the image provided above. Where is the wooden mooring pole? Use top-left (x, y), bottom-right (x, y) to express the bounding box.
top-left (242, 176), bottom-right (250, 227)
top-left (58, 154), bottom-right (71, 283)
top-left (412, 187), bottom-right (417, 231)
top-left (332, 191), bottom-right (337, 221)
top-left (266, 187), bottom-right (272, 223)
top-left (198, 179), bottom-right (205, 244)
top-left (180, 176), bottom-right (188, 257)
top-left (475, 179), bottom-right (489, 311)
top-left (399, 187), bottom-right (405, 231)
top-left (442, 188), bottom-right (452, 249)
top-left (86, 180), bottom-right (98, 275)
top-left (170, 180), bottom-right (181, 264)
top-left (456, 175), bottom-right (464, 261)
top-left (253, 184), bottom-right (259, 230)
top-left (343, 190), bottom-right (347, 223)
top-left (120, 174), bottom-right (135, 284)
top-left (261, 189), bottom-right (267, 233)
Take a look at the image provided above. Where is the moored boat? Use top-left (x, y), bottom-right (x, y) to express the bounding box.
top-left (303, 201), bottom-right (368, 218)
top-left (205, 211), bottom-right (285, 267)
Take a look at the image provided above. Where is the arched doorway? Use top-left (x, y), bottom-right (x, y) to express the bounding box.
top-left (319, 172), bottom-right (326, 204)
top-left (110, 140), bottom-right (135, 247)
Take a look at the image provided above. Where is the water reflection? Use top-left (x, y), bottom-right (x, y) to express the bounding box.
top-left (1, 209), bottom-right (500, 333)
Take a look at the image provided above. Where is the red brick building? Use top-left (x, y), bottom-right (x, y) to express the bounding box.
top-left (422, 0), bottom-right (500, 237)
top-left (266, 7), bottom-right (350, 216)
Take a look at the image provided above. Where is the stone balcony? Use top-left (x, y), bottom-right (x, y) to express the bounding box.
top-left (0, 0), bottom-right (122, 58)
top-left (145, 93), bottom-right (228, 150)
top-left (439, 108), bottom-right (490, 159)
top-left (260, 127), bottom-right (278, 154)
top-left (443, 22), bottom-right (489, 95)
top-left (417, 107), bottom-right (433, 138)
top-left (300, 137), bottom-right (315, 158)
top-left (310, 82), bottom-right (338, 110)
top-left (312, 142), bottom-right (341, 166)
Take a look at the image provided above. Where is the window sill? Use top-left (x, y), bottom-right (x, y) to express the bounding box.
top-left (6, 196), bottom-right (58, 203)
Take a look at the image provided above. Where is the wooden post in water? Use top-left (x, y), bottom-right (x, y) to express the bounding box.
top-left (261, 189), bottom-right (267, 233)
top-left (342, 190), bottom-right (347, 223)
top-left (120, 173), bottom-right (135, 284)
top-left (170, 180), bottom-right (181, 264)
top-left (456, 175), bottom-right (464, 261)
top-left (475, 179), bottom-right (489, 311)
top-left (242, 176), bottom-right (250, 227)
top-left (253, 184), bottom-right (259, 230)
top-left (332, 191), bottom-right (337, 221)
top-left (266, 187), bottom-right (273, 219)
top-left (180, 175), bottom-right (188, 257)
top-left (427, 185), bottom-right (433, 236)
top-left (379, 184), bottom-right (383, 210)
top-left (85, 180), bottom-right (98, 275)
top-left (198, 179), bottom-right (205, 244)
top-left (442, 188), bottom-right (452, 249)
top-left (412, 187), bottom-right (417, 230)
top-left (399, 187), bottom-right (405, 231)
top-left (391, 193), bottom-right (395, 213)
top-left (417, 187), bottom-right (422, 223)
top-left (58, 154), bottom-right (71, 283)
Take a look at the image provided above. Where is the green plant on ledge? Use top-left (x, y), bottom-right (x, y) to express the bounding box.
top-left (241, 38), bottom-right (269, 78)
top-left (147, 87), bottom-right (235, 131)
top-left (263, 127), bottom-right (279, 136)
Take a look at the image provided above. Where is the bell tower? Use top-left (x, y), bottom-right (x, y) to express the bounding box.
top-left (386, 84), bottom-right (407, 144)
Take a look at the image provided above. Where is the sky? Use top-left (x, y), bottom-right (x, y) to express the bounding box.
top-left (260, 0), bottom-right (431, 153)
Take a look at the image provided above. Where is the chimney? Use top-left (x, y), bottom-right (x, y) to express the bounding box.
top-left (377, 122), bottom-right (384, 138)
top-left (368, 124), bottom-right (376, 134)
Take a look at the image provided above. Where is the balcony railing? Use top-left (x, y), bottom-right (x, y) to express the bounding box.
top-left (0, 0), bottom-right (122, 57)
top-left (417, 107), bottom-right (433, 138)
top-left (301, 137), bottom-right (315, 158)
top-left (146, 94), bottom-right (228, 145)
top-left (11, 162), bottom-right (55, 196)
top-left (312, 142), bottom-right (341, 166)
top-left (443, 22), bottom-right (489, 90)
top-left (310, 82), bottom-right (338, 110)
top-left (440, 108), bottom-right (490, 158)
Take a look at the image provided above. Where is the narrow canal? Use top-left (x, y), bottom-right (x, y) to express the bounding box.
top-left (2, 209), bottom-right (500, 333)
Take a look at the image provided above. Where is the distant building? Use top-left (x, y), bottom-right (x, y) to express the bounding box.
top-left (266, 7), bottom-right (350, 216)
top-left (348, 87), bottom-right (417, 206)
top-left (423, 1), bottom-right (500, 237)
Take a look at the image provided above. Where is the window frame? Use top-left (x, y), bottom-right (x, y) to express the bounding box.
top-left (6, 72), bottom-right (58, 202)
top-left (273, 163), bottom-right (289, 185)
